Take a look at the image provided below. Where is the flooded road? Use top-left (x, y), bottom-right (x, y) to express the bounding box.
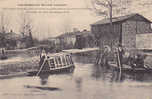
top-left (1, 55), bottom-right (152, 99)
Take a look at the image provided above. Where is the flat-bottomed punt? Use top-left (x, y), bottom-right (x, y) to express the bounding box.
top-left (28, 52), bottom-right (75, 76)
top-left (109, 62), bottom-right (152, 73)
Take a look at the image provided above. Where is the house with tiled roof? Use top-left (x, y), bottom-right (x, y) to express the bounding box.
top-left (56, 31), bottom-right (80, 48)
top-left (56, 29), bottom-right (95, 49)
top-left (0, 30), bottom-right (24, 49)
top-left (91, 13), bottom-right (152, 50)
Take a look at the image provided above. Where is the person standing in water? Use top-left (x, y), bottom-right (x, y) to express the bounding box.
top-left (101, 45), bottom-right (111, 66)
top-left (116, 44), bottom-right (124, 68)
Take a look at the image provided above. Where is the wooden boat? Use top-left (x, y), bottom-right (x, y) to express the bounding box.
top-left (28, 52), bottom-right (75, 76)
top-left (109, 62), bottom-right (152, 73)
top-left (0, 48), bottom-right (7, 60)
top-left (0, 55), bottom-right (7, 60)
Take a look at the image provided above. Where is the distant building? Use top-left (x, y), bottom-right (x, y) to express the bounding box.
top-left (91, 13), bottom-right (152, 50)
top-left (0, 30), bottom-right (23, 49)
top-left (56, 29), bottom-right (95, 49)
top-left (16, 36), bottom-right (27, 49)
top-left (48, 37), bottom-right (61, 45)
top-left (75, 29), bottom-right (95, 49)
top-left (56, 31), bottom-right (80, 49)
top-left (0, 29), bottom-right (36, 49)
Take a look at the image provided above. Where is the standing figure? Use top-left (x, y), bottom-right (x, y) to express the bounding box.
top-left (40, 49), bottom-right (47, 59)
top-left (101, 45), bottom-right (111, 66)
top-left (39, 49), bottom-right (47, 69)
top-left (116, 44), bottom-right (124, 68)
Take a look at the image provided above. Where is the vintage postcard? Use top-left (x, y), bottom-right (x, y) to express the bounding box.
top-left (0, 0), bottom-right (152, 99)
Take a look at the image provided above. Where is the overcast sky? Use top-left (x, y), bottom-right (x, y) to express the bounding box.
top-left (0, 0), bottom-right (152, 40)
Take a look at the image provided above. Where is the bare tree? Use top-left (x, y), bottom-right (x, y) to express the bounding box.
top-left (90, 0), bottom-right (133, 65)
top-left (19, 12), bottom-right (33, 36)
top-left (0, 11), bottom-right (10, 33)
top-left (91, 0), bottom-right (132, 47)
top-left (91, 0), bottom-right (132, 18)
top-left (18, 12), bottom-right (34, 47)
top-left (0, 11), bottom-right (10, 48)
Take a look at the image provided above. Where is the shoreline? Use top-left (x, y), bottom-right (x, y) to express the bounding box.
top-left (0, 72), bottom-right (30, 79)
top-left (0, 56), bottom-right (39, 76)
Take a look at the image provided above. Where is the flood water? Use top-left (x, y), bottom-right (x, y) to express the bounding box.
top-left (1, 55), bottom-right (152, 99)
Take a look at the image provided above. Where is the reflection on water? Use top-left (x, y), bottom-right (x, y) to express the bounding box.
top-left (24, 73), bottom-right (62, 91)
top-left (1, 55), bottom-right (152, 99)
top-left (91, 64), bottom-right (124, 82)
top-left (39, 73), bottom-right (49, 85)
top-left (75, 77), bottom-right (83, 92)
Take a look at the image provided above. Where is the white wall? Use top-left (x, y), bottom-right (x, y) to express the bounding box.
top-left (136, 33), bottom-right (152, 50)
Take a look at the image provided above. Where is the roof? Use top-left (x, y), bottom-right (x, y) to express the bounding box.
top-left (56, 30), bottom-right (92, 38)
top-left (56, 31), bottom-right (81, 38)
top-left (91, 13), bottom-right (152, 26)
top-left (0, 32), bottom-right (22, 40)
top-left (5, 32), bottom-right (22, 40)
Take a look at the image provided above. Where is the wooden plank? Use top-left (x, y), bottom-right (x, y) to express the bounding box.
top-left (62, 48), bottom-right (99, 54)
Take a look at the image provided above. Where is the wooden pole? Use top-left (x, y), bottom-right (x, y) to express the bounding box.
top-left (36, 59), bottom-right (46, 76)
top-left (117, 48), bottom-right (122, 81)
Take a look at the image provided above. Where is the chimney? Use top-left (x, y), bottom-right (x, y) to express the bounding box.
top-left (10, 29), bottom-right (13, 33)
top-left (83, 29), bottom-right (87, 32)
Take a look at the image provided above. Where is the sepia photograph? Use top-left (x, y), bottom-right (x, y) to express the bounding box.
top-left (1, 0), bottom-right (152, 99)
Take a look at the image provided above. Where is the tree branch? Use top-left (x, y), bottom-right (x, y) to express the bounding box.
top-left (94, 0), bottom-right (109, 8)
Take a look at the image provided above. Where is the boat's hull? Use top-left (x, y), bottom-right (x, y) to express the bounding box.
top-left (27, 65), bottom-right (75, 76)
top-left (109, 63), bottom-right (152, 73)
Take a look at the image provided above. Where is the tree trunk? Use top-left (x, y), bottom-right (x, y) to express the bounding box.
top-left (109, 0), bottom-right (113, 49)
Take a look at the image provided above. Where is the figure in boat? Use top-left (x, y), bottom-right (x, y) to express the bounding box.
top-left (107, 43), bottom-right (148, 71)
top-left (27, 51), bottom-right (75, 76)
top-left (115, 45), bottom-right (147, 70)
top-left (129, 54), bottom-right (146, 69)
top-left (40, 48), bottom-right (47, 59)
